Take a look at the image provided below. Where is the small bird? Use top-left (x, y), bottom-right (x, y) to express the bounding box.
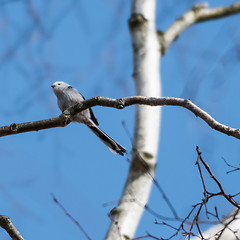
top-left (51, 81), bottom-right (126, 156)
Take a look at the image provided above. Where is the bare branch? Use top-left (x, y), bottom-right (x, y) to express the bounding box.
top-left (133, 146), bottom-right (240, 239)
top-left (161, 2), bottom-right (240, 54)
top-left (0, 114), bottom-right (71, 137)
top-left (0, 215), bottom-right (24, 240)
top-left (0, 96), bottom-right (239, 140)
top-left (196, 147), bottom-right (240, 209)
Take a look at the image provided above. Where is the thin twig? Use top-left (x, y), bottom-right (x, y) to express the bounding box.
top-left (196, 146), bottom-right (240, 209)
top-left (51, 193), bottom-right (92, 240)
top-left (223, 157), bottom-right (240, 174)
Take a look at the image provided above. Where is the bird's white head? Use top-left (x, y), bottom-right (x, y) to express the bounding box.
top-left (51, 81), bottom-right (72, 95)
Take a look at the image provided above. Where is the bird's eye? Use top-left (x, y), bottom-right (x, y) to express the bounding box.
top-left (57, 83), bottom-right (61, 85)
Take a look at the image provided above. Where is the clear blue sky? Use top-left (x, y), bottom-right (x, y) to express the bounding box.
top-left (0, 0), bottom-right (240, 239)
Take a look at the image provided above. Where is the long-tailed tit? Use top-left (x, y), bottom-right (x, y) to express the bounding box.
top-left (51, 81), bottom-right (126, 156)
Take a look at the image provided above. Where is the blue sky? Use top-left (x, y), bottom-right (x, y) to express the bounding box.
top-left (0, 0), bottom-right (240, 239)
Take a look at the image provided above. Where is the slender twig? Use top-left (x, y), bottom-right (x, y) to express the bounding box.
top-left (195, 153), bottom-right (209, 218)
top-left (51, 193), bottom-right (92, 240)
top-left (223, 157), bottom-right (240, 174)
top-left (196, 146), bottom-right (240, 209)
top-left (133, 233), bottom-right (161, 240)
top-left (123, 120), bottom-right (178, 218)
top-left (129, 145), bottom-right (179, 219)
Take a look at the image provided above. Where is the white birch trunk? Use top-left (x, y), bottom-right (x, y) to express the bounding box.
top-left (105, 0), bottom-right (161, 239)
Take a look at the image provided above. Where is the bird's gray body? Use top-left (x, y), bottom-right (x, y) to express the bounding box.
top-left (51, 81), bottom-right (126, 156)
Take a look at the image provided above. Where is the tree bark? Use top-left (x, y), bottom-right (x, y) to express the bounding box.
top-left (0, 215), bottom-right (24, 240)
top-left (105, 0), bottom-right (161, 239)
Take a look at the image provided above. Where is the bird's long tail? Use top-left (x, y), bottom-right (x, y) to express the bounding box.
top-left (87, 125), bottom-right (126, 156)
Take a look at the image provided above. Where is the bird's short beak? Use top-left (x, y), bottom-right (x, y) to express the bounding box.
top-left (51, 85), bottom-right (55, 88)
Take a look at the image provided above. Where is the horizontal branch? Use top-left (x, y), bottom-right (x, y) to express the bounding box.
top-left (0, 114), bottom-right (71, 137)
top-left (161, 2), bottom-right (240, 54)
top-left (0, 96), bottom-right (240, 140)
top-left (0, 215), bottom-right (24, 240)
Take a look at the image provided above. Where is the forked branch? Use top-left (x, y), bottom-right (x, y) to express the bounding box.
top-left (161, 2), bottom-right (240, 54)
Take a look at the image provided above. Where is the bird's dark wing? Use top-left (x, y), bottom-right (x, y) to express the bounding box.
top-left (79, 92), bottom-right (99, 126)
top-left (89, 108), bottom-right (99, 126)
